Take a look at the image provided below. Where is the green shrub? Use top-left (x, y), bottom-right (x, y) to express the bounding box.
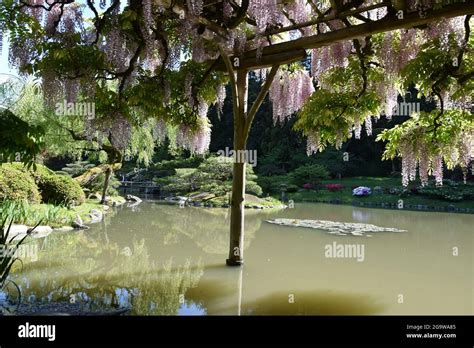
top-left (156, 168), bottom-right (199, 194)
top-left (286, 184), bottom-right (299, 193)
top-left (59, 161), bottom-right (96, 177)
top-left (10, 163), bottom-right (86, 205)
top-left (37, 174), bottom-right (85, 205)
top-left (155, 156), bottom-right (263, 198)
top-left (245, 181), bottom-right (263, 196)
top-left (256, 175), bottom-right (291, 194)
top-left (9, 162), bottom-right (53, 182)
top-left (417, 183), bottom-right (474, 202)
top-left (257, 164), bottom-right (287, 176)
top-left (200, 182), bottom-right (231, 196)
top-left (153, 157), bottom-right (203, 171)
top-left (0, 200), bottom-right (74, 226)
top-left (0, 164), bottom-right (41, 203)
top-left (0, 163), bottom-right (86, 205)
top-left (289, 164), bottom-right (330, 187)
top-left (86, 172), bottom-right (121, 196)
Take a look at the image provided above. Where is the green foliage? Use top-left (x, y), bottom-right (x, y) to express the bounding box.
top-left (0, 164), bottom-right (41, 203)
top-left (58, 161), bottom-right (96, 177)
top-left (156, 156), bottom-right (263, 197)
top-left (200, 182), bottom-right (232, 197)
top-left (286, 184), bottom-right (299, 193)
top-left (377, 109), bottom-right (474, 170)
top-left (375, 31), bottom-right (474, 181)
top-left (289, 164), bottom-right (330, 187)
top-left (1, 216), bottom-right (33, 306)
top-left (0, 109), bottom-right (44, 166)
top-left (86, 172), bottom-right (121, 197)
top-left (156, 168), bottom-right (200, 193)
top-left (0, 200), bottom-right (74, 227)
top-left (284, 176), bottom-right (474, 209)
top-left (153, 157), bottom-right (204, 171)
top-left (417, 182), bottom-right (474, 202)
top-left (294, 58), bottom-right (383, 151)
top-left (37, 174), bottom-right (85, 205)
top-left (245, 181), bottom-right (263, 196)
top-left (400, 34), bottom-right (474, 102)
top-left (8, 79), bottom-right (86, 160)
top-left (256, 175), bottom-right (291, 194)
top-left (0, 163), bottom-right (85, 205)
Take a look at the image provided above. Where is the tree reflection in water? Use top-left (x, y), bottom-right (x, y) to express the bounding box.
top-left (9, 229), bottom-right (204, 315)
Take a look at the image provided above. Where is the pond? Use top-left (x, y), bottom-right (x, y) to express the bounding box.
top-left (7, 202), bottom-right (473, 315)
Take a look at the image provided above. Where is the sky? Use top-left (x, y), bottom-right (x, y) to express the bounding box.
top-left (0, 35), bottom-right (15, 75)
top-left (0, 0), bottom-right (109, 76)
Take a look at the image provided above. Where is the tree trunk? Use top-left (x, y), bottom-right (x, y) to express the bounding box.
top-left (227, 152), bottom-right (246, 265)
top-left (227, 70), bottom-right (248, 266)
top-left (218, 47), bottom-right (279, 267)
top-left (101, 165), bottom-right (112, 204)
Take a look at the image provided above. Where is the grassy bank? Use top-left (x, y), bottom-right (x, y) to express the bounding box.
top-left (283, 177), bottom-right (474, 212)
top-left (0, 197), bottom-right (126, 228)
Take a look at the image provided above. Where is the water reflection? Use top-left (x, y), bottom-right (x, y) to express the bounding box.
top-left (237, 290), bottom-right (384, 315)
top-left (6, 202), bottom-right (474, 315)
top-left (9, 229), bottom-right (204, 315)
top-left (351, 208), bottom-right (372, 222)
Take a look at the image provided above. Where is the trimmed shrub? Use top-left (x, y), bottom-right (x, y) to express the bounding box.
top-left (246, 181), bottom-right (263, 196)
top-left (289, 164), bottom-right (330, 187)
top-left (155, 156), bottom-right (264, 198)
top-left (0, 164), bottom-right (41, 203)
top-left (9, 162), bottom-right (85, 204)
top-left (325, 183), bottom-right (345, 192)
top-left (9, 162), bottom-right (53, 181)
top-left (286, 184), bottom-right (299, 193)
top-left (86, 172), bottom-right (121, 196)
top-left (37, 174), bottom-right (85, 205)
top-left (256, 175), bottom-right (291, 194)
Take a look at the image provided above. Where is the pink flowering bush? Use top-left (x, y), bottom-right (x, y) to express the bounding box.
top-left (325, 183), bottom-right (345, 192)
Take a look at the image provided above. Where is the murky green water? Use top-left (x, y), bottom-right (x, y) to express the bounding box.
top-left (9, 202), bottom-right (474, 315)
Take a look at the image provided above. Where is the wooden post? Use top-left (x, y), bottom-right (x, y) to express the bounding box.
top-left (218, 46), bottom-right (280, 267)
top-left (100, 165), bottom-right (112, 204)
top-left (227, 69), bottom-right (248, 266)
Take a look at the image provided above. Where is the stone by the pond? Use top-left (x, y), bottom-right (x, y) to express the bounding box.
top-left (30, 226), bottom-right (53, 237)
top-left (126, 194), bottom-right (142, 203)
top-left (89, 209), bottom-right (103, 223)
top-left (373, 186), bottom-right (383, 194)
top-left (7, 225), bottom-right (28, 240)
top-left (8, 225), bottom-right (52, 240)
top-left (72, 215), bottom-right (89, 230)
top-left (54, 226), bottom-right (74, 232)
top-left (266, 218), bottom-right (407, 236)
top-left (9, 224), bottom-right (28, 235)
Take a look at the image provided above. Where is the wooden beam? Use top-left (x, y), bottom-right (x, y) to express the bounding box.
top-left (246, 1), bottom-right (390, 40)
top-left (216, 48), bottom-right (307, 71)
top-left (215, 2), bottom-right (474, 71)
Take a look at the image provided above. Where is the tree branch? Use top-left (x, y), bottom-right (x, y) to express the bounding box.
top-left (228, 2), bottom-right (474, 70)
top-left (244, 64), bottom-right (279, 140)
top-left (218, 45), bottom-right (240, 125)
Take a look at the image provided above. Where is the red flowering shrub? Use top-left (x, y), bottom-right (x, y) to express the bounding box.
top-left (325, 183), bottom-right (345, 192)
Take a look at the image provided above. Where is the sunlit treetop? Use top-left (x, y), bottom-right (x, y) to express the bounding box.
top-left (0, 0), bottom-right (473, 185)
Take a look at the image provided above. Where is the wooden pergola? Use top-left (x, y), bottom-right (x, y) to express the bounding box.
top-left (213, 1), bottom-right (474, 71)
top-left (207, 0), bottom-right (474, 266)
top-left (15, 0), bottom-right (474, 266)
